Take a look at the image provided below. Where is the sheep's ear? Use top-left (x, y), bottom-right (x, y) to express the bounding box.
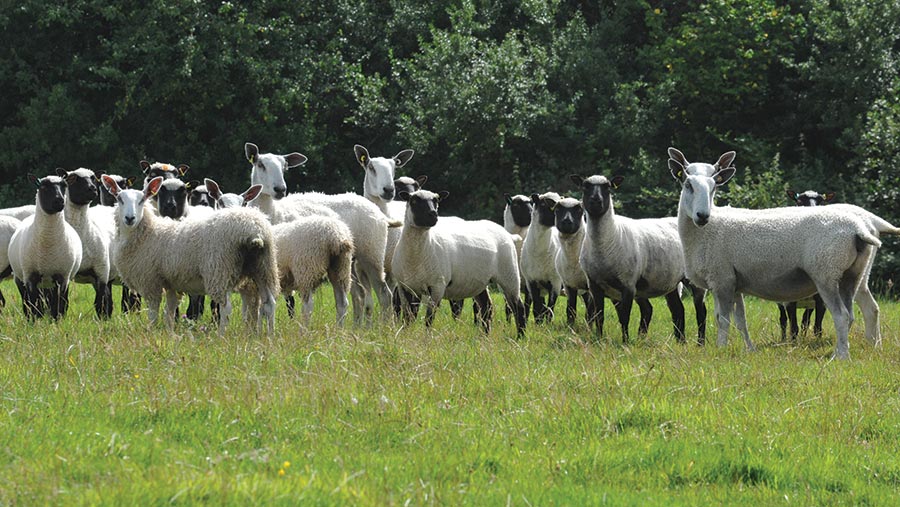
top-left (204, 178), bottom-right (222, 201)
top-left (124, 176), bottom-right (136, 189)
top-left (101, 174), bottom-right (121, 196)
top-left (242, 184), bottom-right (263, 203)
top-left (530, 193), bottom-right (541, 204)
top-left (569, 174), bottom-right (584, 187)
top-left (140, 160), bottom-right (152, 174)
top-left (437, 190), bottom-right (450, 202)
top-left (177, 164), bottom-right (190, 177)
top-left (185, 180), bottom-right (199, 191)
top-left (354, 145), bottom-right (371, 168)
top-left (397, 191), bottom-right (411, 202)
top-left (713, 167), bottom-right (736, 186)
top-left (669, 160), bottom-right (686, 182)
top-left (610, 175), bottom-right (625, 189)
top-left (715, 151), bottom-right (736, 170)
top-left (144, 176), bottom-right (163, 199)
top-left (245, 143), bottom-right (260, 164)
top-left (667, 147), bottom-right (689, 167)
top-left (505, 193), bottom-right (513, 205)
top-left (285, 153), bottom-right (307, 168)
top-left (786, 189), bottom-right (799, 202)
top-left (414, 175), bottom-right (428, 188)
top-left (393, 149), bottom-right (414, 168)
top-left (27, 174), bottom-right (40, 188)
top-left (55, 167), bottom-right (68, 178)
top-left (822, 192), bottom-right (836, 203)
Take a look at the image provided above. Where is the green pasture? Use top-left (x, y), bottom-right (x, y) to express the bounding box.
top-left (1, 280), bottom-right (899, 505)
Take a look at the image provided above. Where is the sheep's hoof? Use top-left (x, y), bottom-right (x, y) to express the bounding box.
top-left (832, 351), bottom-right (850, 360)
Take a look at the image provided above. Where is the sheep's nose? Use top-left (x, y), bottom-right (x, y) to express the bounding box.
top-left (382, 186), bottom-right (395, 198)
top-left (273, 186), bottom-right (287, 198)
top-left (428, 209), bottom-right (438, 218)
top-left (695, 212), bottom-right (709, 226)
top-left (124, 216), bottom-right (135, 226)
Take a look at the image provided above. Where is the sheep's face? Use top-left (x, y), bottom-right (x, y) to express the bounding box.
top-left (157, 179), bottom-right (190, 219)
top-left (30, 175), bottom-right (67, 215)
top-left (60, 168), bottom-right (99, 206)
top-left (789, 190), bottom-right (834, 207)
top-left (99, 175), bottom-right (133, 206)
top-left (394, 176), bottom-right (424, 198)
top-left (531, 192), bottom-right (561, 227)
top-left (670, 151), bottom-right (736, 228)
top-left (246, 143), bottom-right (307, 200)
top-left (402, 189), bottom-right (448, 228)
top-left (205, 178), bottom-right (262, 209)
top-left (189, 185), bottom-right (214, 208)
top-left (102, 175), bottom-right (161, 228)
top-left (554, 198), bottom-right (584, 235)
top-left (140, 161), bottom-right (187, 189)
top-left (505, 195), bottom-right (533, 228)
top-left (356, 145), bottom-right (414, 203)
top-left (578, 175), bottom-right (622, 219)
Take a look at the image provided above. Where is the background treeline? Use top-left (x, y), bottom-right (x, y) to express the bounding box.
top-left (1, 0), bottom-right (898, 290)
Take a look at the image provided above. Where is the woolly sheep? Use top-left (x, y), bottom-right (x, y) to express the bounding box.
top-left (95, 173), bottom-right (140, 311)
top-left (520, 192), bottom-right (563, 323)
top-left (668, 149), bottom-right (900, 359)
top-left (0, 215), bottom-right (22, 307)
top-left (0, 205), bottom-right (35, 220)
top-left (503, 194), bottom-right (534, 320)
top-left (98, 174), bottom-right (135, 206)
top-left (57, 168), bottom-right (113, 318)
top-left (392, 189), bottom-right (526, 336)
top-left (140, 160), bottom-right (188, 189)
top-left (8, 175), bottom-right (83, 319)
top-left (572, 174), bottom-right (707, 344)
top-left (189, 184), bottom-right (215, 208)
top-left (102, 176), bottom-right (279, 336)
top-left (551, 197), bottom-right (598, 327)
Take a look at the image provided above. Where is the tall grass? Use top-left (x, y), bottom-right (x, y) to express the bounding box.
top-left (1, 280), bottom-right (898, 505)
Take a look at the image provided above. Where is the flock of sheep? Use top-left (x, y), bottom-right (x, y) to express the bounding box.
top-left (1, 144), bottom-right (897, 360)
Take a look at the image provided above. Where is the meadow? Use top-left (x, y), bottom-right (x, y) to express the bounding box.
top-left (1, 279), bottom-right (899, 505)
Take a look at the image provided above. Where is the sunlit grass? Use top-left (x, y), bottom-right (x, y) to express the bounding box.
top-left (1, 279), bottom-right (899, 505)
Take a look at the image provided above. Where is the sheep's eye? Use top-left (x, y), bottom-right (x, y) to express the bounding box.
top-left (684, 182), bottom-right (693, 192)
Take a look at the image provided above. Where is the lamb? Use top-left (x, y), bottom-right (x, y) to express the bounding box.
top-left (206, 177), bottom-right (354, 325)
top-left (95, 173), bottom-right (140, 312)
top-left (0, 215), bottom-right (22, 307)
top-left (56, 168), bottom-right (113, 318)
top-left (503, 194), bottom-right (534, 320)
top-left (245, 142), bottom-right (398, 324)
top-left (668, 148), bottom-right (900, 359)
top-left (392, 189), bottom-right (526, 336)
top-left (573, 174), bottom-right (707, 344)
top-left (520, 192), bottom-right (563, 323)
top-left (0, 205), bottom-right (35, 220)
top-left (189, 183), bottom-right (216, 209)
top-left (776, 189), bottom-right (835, 340)
top-left (8, 175), bottom-right (83, 319)
top-left (101, 175), bottom-right (279, 335)
top-left (155, 178), bottom-right (213, 221)
top-left (551, 197), bottom-right (598, 327)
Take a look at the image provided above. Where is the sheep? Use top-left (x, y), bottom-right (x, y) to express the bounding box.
top-left (0, 215), bottom-right (22, 307)
top-left (140, 160), bottom-right (188, 189)
top-left (573, 174), bottom-right (707, 344)
top-left (0, 205), bottom-right (35, 220)
top-left (101, 175), bottom-right (279, 335)
top-left (155, 178), bottom-right (213, 221)
top-left (8, 175), bottom-right (83, 319)
top-left (206, 177), bottom-right (353, 326)
top-left (668, 148), bottom-right (900, 359)
top-left (776, 189), bottom-right (835, 340)
top-left (189, 184), bottom-right (215, 209)
top-left (392, 189), bottom-right (526, 336)
top-left (551, 197), bottom-right (598, 327)
top-left (503, 194), bottom-right (534, 320)
top-left (56, 168), bottom-right (113, 318)
top-left (95, 173), bottom-right (140, 312)
top-left (98, 174), bottom-right (135, 206)
top-left (245, 142), bottom-right (398, 325)
top-left (520, 192), bottom-right (563, 323)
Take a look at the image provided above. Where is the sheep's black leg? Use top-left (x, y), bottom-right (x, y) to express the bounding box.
top-left (582, 292), bottom-right (596, 327)
top-left (528, 281), bottom-right (546, 324)
top-left (690, 284), bottom-right (707, 345)
top-left (122, 284), bottom-right (141, 313)
top-left (59, 280), bottom-right (70, 318)
top-left (0, 288), bottom-right (5, 308)
top-left (637, 298), bottom-right (653, 335)
top-left (565, 286), bottom-right (578, 327)
top-left (615, 290), bottom-right (634, 344)
top-left (186, 295), bottom-right (204, 320)
top-left (449, 299), bottom-right (463, 320)
top-left (18, 277), bottom-right (34, 319)
top-left (424, 290), bottom-right (439, 328)
top-left (392, 289), bottom-right (403, 318)
top-left (545, 283), bottom-right (558, 323)
top-left (93, 277), bottom-right (112, 319)
top-left (522, 286), bottom-right (532, 322)
top-left (587, 280), bottom-right (605, 340)
top-left (664, 291), bottom-right (685, 343)
top-left (812, 294), bottom-right (826, 338)
top-left (778, 304), bottom-right (789, 341)
top-left (48, 275), bottom-right (65, 320)
top-left (473, 290), bottom-right (492, 333)
top-left (102, 281), bottom-right (114, 318)
top-left (786, 301), bottom-right (800, 341)
top-left (285, 294), bottom-right (296, 319)
top-left (511, 296), bottom-right (526, 338)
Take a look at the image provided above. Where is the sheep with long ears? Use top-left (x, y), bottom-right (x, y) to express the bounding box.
top-left (669, 148), bottom-right (899, 359)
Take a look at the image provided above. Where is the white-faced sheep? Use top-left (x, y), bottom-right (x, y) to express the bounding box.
top-left (392, 189), bottom-right (525, 336)
top-left (101, 176), bottom-right (279, 336)
top-left (206, 178), bottom-right (355, 326)
top-left (57, 168), bottom-right (113, 318)
top-left (0, 215), bottom-right (22, 307)
top-left (95, 173), bottom-right (140, 312)
top-left (520, 192), bottom-right (563, 323)
top-left (776, 189), bottom-right (835, 340)
top-left (668, 149), bottom-right (900, 359)
top-left (572, 174), bottom-right (707, 344)
top-left (551, 197), bottom-right (598, 327)
top-left (8, 175), bottom-right (83, 319)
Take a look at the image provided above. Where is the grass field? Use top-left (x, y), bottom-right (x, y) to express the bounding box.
top-left (1, 279), bottom-right (899, 505)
